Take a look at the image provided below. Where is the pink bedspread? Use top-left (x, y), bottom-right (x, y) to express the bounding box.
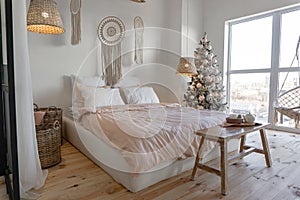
top-left (79, 103), bottom-right (226, 172)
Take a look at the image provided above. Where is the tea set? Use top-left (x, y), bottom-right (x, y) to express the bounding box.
top-left (228, 113), bottom-right (256, 123)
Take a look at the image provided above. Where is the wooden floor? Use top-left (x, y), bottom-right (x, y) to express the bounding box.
top-left (1, 130), bottom-right (300, 200)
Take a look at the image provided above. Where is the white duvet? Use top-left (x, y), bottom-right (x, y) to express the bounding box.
top-left (79, 103), bottom-right (226, 172)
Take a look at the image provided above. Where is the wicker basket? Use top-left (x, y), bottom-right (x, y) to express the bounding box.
top-left (36, 120), bottom-right (61, 168)
top-left (34, 104), bottom-right (62, 132)
top-left (34, 104), bottom-right (63, 168)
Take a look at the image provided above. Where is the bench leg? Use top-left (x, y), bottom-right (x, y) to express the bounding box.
top-left (259, 129), bottom-right (272, 167)
top-left (239, 135), bottom-right (246, 153)
top-left (220, 141), bottom-right (228, 195)
top-left (191, 136), bottom-right (205, 180)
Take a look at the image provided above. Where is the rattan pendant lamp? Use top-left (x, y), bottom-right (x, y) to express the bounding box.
top-left (177, 57), bottom-right (197, 77)
top-left (176, 0), bottom-right (197, 77)
top-left (131, 0), bottom-right (146, 3)
top-left (27, 0), bottom-right (65, 34)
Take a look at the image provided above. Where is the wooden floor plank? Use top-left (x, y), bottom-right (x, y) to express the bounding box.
top-left (0, 130), bottom-right (300, 200)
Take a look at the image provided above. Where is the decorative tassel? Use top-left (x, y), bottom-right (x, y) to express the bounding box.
top-left (70, 0), bottom-right (81, 45)
top-left (134, 16), bottom-right (144, 64)
top-left (101, 44), bottom-right (122, 86)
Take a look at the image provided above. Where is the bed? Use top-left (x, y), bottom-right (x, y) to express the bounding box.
top-left (63, 75), bottom-right (237, 192)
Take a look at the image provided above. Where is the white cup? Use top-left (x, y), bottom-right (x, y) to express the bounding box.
top-left (229, 114), bottom-right (237, 119)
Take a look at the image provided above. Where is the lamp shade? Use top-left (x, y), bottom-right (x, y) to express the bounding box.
top-left (27, 0), bottom-right (65, 34)
top-left (131, 0), bottom-right (146, 3)
top-left (176, 57), bottom-right (197, 77)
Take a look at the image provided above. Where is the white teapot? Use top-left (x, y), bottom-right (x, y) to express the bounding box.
top-left (244, 113), bottom-right (256, 123)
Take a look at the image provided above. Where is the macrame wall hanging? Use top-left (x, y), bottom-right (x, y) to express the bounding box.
top-left (134, 16), bottom-right (144, 64)
top-left (70, 0), bottom-right (81, 45)
top-left (98, 16), bottom-right (125, 86)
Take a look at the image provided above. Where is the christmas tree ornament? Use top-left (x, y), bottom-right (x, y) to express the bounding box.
top-left (198, 105), bottom-right (204, 110)
top-left (205, 75), bottom-right (212, 83)
top-left (213, 92), bottom-right (219, 97)
top-left (214, 68), bottom-right (219, 74)
top-left (199, 95), bottom-right (205, 101)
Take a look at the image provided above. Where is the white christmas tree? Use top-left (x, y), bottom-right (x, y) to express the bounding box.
top-left (184, 33), bottom-right (226, 111)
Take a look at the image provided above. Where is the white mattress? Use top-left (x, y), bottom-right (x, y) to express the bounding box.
top-left (63, 116), bottom-right (197, 191)
top-left (63, 114), bottom-right (175, 173)
top-left (63, 115), bottom-right (239, 192)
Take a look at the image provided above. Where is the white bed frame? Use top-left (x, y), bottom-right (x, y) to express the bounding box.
top-left (63, 116), bottom-right (197, 192)
top-left (63, 116), bottom-right (238, 192)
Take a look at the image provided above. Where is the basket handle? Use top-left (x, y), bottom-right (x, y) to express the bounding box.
top-left (48, 106), bottom-right (57, 110)
top-left (34, 103), bottom-right (39, 111)
top-left (47, 106), bottom-right (59, 115)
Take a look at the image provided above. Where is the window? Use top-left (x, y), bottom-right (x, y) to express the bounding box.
top-left (226, 5), bottom-right (300, 131)
top-left (230, 17), bottom-right (272, 70)
top-left (280, 9), bottom-right (300, 68)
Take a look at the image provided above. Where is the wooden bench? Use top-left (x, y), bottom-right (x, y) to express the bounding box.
top-left (191, 123), bottom-right (272, 195)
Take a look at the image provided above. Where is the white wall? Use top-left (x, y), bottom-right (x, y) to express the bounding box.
top-left (23, 0), bottom-right (300, 108)
top-left (181, 0), bottom-right (204, 57)
top-left (202, 0), bottom-right (300, 72)
top-left (28, 0), bottom-right (185, 108)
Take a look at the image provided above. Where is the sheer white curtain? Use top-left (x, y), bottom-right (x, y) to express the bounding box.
top-left (13, 0), bottom-right (48, 198)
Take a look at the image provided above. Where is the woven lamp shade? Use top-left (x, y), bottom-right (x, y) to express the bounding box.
top-left (27, 0), bottom-right (65, 34)
top-left (131, 0), bottom-right (146, 3)
top-left (176, 57), bottom-right (197, 77)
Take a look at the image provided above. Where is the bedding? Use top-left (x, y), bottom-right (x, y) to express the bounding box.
top-left (71, 75), bottom-right (106, 117)
top-left (77, 84), bottom-right (125, 112)
top-left (78, 103), bottom-right (226, 172)
top-left (122, 86), bottom-right (160, 104)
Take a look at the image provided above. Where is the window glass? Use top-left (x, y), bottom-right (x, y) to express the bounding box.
top-left (278, 72), bottom-right (300, 95)
top-left (231, 17), bottom-right (273, 70)
top-left (229, 73), bottom-right (270, 122)
top-left (280, 10), bottom-right (300, 68)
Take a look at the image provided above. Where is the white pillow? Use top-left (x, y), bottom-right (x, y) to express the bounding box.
top-left (71, 74), bottom-right (105, 87)
top-left (123, 86), bottom-right (160, 104)
top-left (78, 85), bottom-right (125, 112)
top-left (71, 75), bottom-right (106, 113)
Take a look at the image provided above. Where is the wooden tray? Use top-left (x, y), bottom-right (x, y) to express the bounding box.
top-left (222, 122), bottom-right (258, 127)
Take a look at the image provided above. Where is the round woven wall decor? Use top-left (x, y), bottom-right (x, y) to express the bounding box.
top-left (98, 16), bottom-right (125, 46)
